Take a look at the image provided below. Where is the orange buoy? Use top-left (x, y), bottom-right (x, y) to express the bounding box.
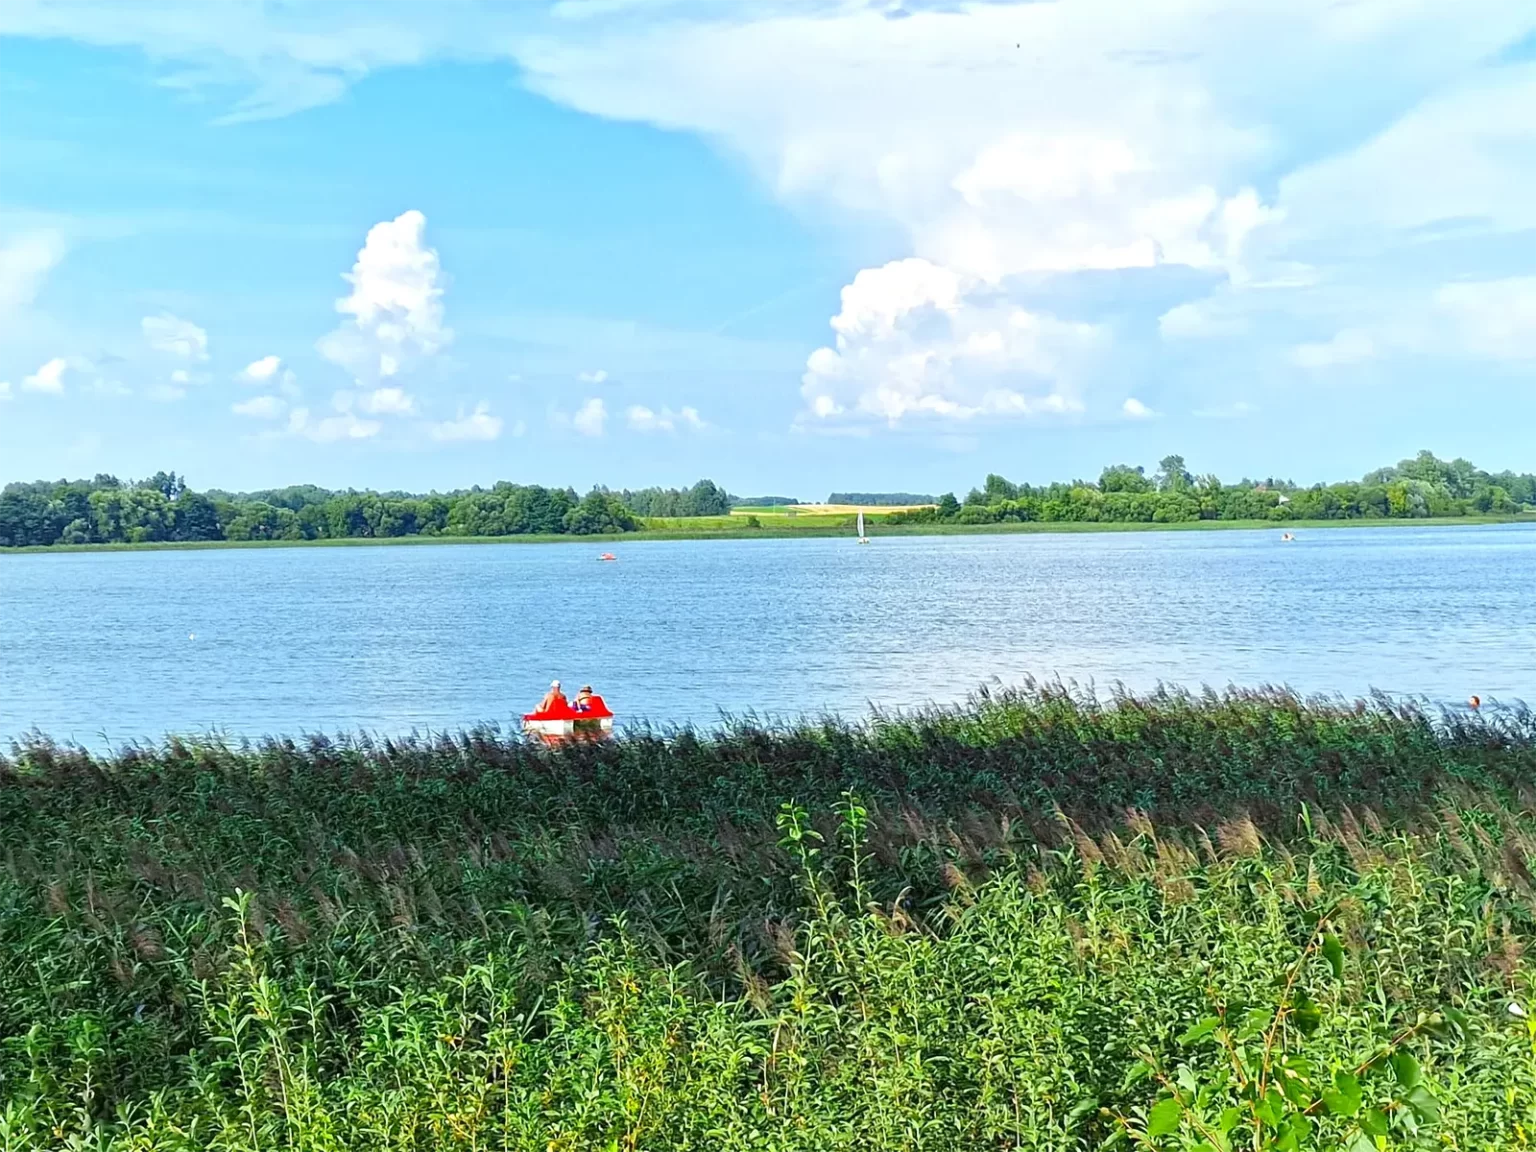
top-left (598, 553), bottom-right (617, 562)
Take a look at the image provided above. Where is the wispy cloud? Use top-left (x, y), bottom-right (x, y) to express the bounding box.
top-left (142, 313), bottom-right (209, 360)
top-left (233, 394), bottom-right (286, 418)
top-left (430, 402), bottom-right (504, 441)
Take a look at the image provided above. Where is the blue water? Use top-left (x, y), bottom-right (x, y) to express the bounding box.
top-left (1, 524), bottom-right (1532, 744)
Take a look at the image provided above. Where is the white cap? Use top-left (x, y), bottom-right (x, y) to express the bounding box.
top-left (551, 679), bottom-right (560, 688)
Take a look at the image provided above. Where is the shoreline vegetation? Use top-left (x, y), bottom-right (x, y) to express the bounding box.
top-left (2, 449), bottom-right (1533, 553)
top-left (2, 684), bottom-right (1533, 1147)
top-left (1, 510), bottom-right (1530, 554)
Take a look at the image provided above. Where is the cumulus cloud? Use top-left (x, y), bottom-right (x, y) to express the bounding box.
top-left (239, 355), bottom-right (282, 383)
top-left (0, 380), bottom-right (11, 400)
top-left (142, 313), bottom-right (209, 360)
top-left (1292, 329), bottom-right (1376, 369)
top-left (799, 258), bottom-right (1099, 425)
top-left (317, 209), bottom-right (450, 388)
top-left (21, 357), bottom-right (67, 393)
top-left (511, 0), bottom-right (1536, 417)
top-left (430, 402), bottom-right (504, 442)
top-left (1122, 397), bottom-right (1153, 419)
top-left (627, 404), bottom-right (705, 433)
top-left (233, 394), bottom-right (286, 418)
top-left (577, 368), bottom-right (608, 384)
top-left (572, 396), bottom-right (606, 436)
top-left (287, 406), bottom-right (381, 443)
top-left (0, 231), bottom-right (64, 325)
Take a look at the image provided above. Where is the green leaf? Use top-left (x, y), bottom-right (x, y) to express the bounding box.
top-left (1321, 934), bottom-right (1345, 980)
top-left (1147, 1097), bottom-right (1183, 1138)
top-left (1358, 1107), bottom-right (1389, 1138)
top-left (1321, 1096), bottom-right (1352, 1118)
top-left (1403, 1083), bottom-right (1440, 1122)
top-left (1291, 992), bottom-right (1322, 1038)
top-left (1254, 1088), bottom-right (1284, 1126)
top-left (1219, 1106), bottom-right (1243, 1134)
top-left (1390, 1050), bottom-right (1421, 1089)
top-left (1122, 1060), bottom-right (1154, 1091)
top-left (1064, 1097), bottom-right (1099, 1129)
top-left (1236, 1007), bottom-right (1273, 1041)
top-left (1179, 1016), bottom-right (1222, 1046)
top-left (1344, 1133), bottom-right (1376, 1152)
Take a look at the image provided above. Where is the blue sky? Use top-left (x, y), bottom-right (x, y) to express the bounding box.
top-left (2, 1), bottom-right (1534, 498)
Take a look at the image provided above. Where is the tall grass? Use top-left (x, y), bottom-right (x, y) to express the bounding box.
top-left (1, 684), bottom-right (1532, 1149)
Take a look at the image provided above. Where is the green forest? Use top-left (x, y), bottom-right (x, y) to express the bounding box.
top-left (0, 450), bottom-right (1530, 548)
top-left (2, 686), bottom-right (1533, 1148)
top-left (889, 450), bottom-right (1536, 526)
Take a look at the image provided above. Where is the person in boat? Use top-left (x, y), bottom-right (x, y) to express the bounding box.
top-left (535, 680), bottom-right (567, 713)
top-left (575, 684), bottom-right (607, 713)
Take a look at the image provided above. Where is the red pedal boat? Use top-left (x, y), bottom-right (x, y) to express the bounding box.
top-left (523, 697), bottom-right (615, 743)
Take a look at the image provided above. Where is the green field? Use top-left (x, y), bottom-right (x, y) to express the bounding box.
top-left (2, 685), bottom-right (1533, 1149)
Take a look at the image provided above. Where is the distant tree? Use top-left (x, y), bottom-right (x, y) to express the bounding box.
top-left (1155, 455), bottom-right (1192, 493)
top-left (1099, 464), bottom-right (1152, 494)
top-left (171, 491), bottom-right (223, 542)
top-left (936, 493), bottom-right (961, 520)
top-left (564, 491), bottom-right (637, 535)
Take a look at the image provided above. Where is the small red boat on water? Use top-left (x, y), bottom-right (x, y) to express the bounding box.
top-left (523, 697), bottom-right (615, 743)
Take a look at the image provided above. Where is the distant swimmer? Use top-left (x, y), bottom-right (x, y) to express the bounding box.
top-left (1280, 532), bottom-right (1295, 542)
top-left (1469, 695), bottom-right (1481, 710)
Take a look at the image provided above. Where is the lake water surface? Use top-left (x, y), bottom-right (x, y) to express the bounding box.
top-left (2, 524), bottom-right (1532, 744)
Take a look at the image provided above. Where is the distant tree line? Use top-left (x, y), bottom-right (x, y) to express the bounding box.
top-left (731, 496), bottom-right (802, 508)
top-left (886, 451), bottom-right (1536, 526)
top-left (608, 480), bottom-right (733, 518)
top-left (0, 474), bottom-right (747, 547)
top-left (828, 492), bottom-right (937, 506)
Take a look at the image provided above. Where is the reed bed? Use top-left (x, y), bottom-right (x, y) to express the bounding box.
top-left (2, 684), bottom-right (1533, 1149)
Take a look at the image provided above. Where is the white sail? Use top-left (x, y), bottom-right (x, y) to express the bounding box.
top-left (857, 510), bottom-right (865, 539)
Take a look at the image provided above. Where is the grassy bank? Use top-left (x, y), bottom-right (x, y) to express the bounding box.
top-left (2, 512), bottom-right (1529, 554)
top-left (2, 685), bottom-right (1534, 1149)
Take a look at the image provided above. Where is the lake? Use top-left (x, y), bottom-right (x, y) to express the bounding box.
top-left (1, 523), bottom-right (1532, 744)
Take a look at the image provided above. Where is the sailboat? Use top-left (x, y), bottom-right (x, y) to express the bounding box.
top-left (857, 509), bottom-right (869, 544)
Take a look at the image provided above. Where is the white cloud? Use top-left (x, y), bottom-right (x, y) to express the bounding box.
top-left (1122, 397), bottom-right (1154, 419)
top-left (148, 381), bottom-right (188, 402)
top-left (1292, 329), bottom-right (1376, 369)
top-left (21, 357), bottom-right (67, 393)
top-left (573, 396), bottom-right (606, 436)
top-left (0, 231), bottom-right (64, 325)
top-left (170, 368), bottom-right (190, 384)
top-left (233, 394), bottom-right (286, 418)
top-left (799, 257), bottom-right (1100, 425)
top-left (357, 385), bottom-right (415, 415)
top-left (287, 406), bottom-right (381, 443)
top-left (239, 355), bottom-right (282, 383)
top-left (627, 403), bottom-right (705, 433)
top-left (317, 209), bottom-right (450, 387)
top-left (577, 368), bottom-right (608, 384)
top-left (142, 313), bottom-right (209, 360)
top-left (430, 401), bottom-right (504, 441)
top-left (0, 380), bottom-right (11, 400)
top-left (1435, 278), bottom-right (1536, 361)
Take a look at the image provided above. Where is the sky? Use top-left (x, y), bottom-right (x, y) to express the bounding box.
top-left (1, 0), bottom-right (1534, 499)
